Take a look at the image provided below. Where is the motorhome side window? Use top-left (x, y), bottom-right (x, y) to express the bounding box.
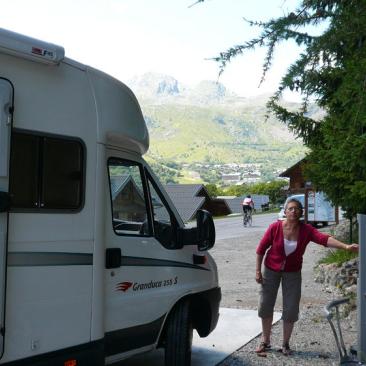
top-left (147, 179), bottom-right (173, 226)
top-left (146, 173), bottom-right (179, 248)
top-left (108, 159), bottom-right (151, 236)
top-left (9, 131), bottom-right (84, 210)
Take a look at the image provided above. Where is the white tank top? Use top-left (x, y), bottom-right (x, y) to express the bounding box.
top-left (284, 238), bottom-right (297, 256)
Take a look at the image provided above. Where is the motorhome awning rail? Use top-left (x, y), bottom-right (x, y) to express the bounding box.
top-left (0, 28), bottom-right (64, 65)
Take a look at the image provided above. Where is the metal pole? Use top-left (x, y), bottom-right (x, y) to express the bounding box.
top-left (358, 214), bottom-right (366, 362)
top-left (350, 217), bottom-right (353, 244)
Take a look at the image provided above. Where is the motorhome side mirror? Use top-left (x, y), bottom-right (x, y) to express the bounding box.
top-left (196, 209), bottom-right (215, 251)
top-left (0, 191), bottom-right (11, 212)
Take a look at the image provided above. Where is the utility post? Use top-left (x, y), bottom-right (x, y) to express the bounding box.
top-left (358, 214), bottom-right (366, 362)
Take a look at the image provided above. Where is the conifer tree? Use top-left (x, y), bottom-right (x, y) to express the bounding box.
top-left (202, 0), bottom-right (366, 214)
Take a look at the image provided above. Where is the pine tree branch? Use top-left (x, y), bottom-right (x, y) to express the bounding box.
top-left (213, 3), bottom-right (335, 79)
top-left (188, 0), bottom-right (204, 8)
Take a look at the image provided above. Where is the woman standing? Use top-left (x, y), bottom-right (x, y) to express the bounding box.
top-left (255, 198), bottom-right (359, 356)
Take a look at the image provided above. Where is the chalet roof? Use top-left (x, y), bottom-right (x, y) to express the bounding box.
top-left (167, 196), bottom-right (206, 223)
top-left (224, 197), bottom-right (244, 214)
top-left (163, 184), bottom-right (209, 223)
top-left (164, 184), bottom-right (209, 198)
top-left (110, 175), bottom-right (129, 199)
top-left (279, 158), bottom-right (307, 178)
top-left (110, 175), bottom-right (144, 201)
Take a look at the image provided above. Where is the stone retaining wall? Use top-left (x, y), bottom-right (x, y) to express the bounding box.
top-left (314, 219), bottom-right (359, 309)
top-left (314, 258), bottom-right (358, 296)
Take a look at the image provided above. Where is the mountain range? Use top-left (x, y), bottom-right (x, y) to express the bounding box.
top-left (127, 73), bottom-right (309, 184)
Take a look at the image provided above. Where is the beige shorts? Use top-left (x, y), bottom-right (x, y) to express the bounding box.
top-left (258, 266), bottom-right (302, 322)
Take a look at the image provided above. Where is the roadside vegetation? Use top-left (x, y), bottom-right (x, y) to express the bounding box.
top-left (319, 248), bottom-right (358, 266)
top-left (319, 219), bottom-right (360, 265)
top-left (205, 180), bottom-right (287, 205)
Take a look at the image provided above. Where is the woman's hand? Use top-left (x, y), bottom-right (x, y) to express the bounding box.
top-left (256, 270), bottom-right (263, 284)
top-left (346, 243), bottom-right (359, 253)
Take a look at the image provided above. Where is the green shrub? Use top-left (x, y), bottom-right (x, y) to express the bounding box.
top-left (318, 248), bottom-right (358, 267)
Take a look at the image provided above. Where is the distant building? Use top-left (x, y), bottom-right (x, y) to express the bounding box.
top-left (188, 171), bottom-right (201, 180)
top-left (242, 177), bottom-right (261, 184)
top-left (279, 158), bottom-right (309, 194)
top-left (221, 173), bottom-right (241, 184)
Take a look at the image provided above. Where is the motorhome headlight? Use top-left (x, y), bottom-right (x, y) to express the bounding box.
top-left (0, 28), bottom-right (64, 65)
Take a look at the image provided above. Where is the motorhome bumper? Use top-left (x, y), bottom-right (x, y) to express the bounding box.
top-left (207, 286), bottom-right (221, 333)
top-left (0, 340), bottom-right (104, 366)
top-left (192, 286), bottom-right (221, 337)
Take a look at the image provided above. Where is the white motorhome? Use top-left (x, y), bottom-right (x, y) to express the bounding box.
top-left (0, 29), bottom-right (220, 366)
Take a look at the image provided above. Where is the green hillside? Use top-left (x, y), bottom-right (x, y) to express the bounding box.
top-left (129, 73), bottom-right (308, 184)
top-left (144, 103), bottom-right (304, 164)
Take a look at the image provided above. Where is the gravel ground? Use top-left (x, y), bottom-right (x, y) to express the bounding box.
top-left (210, 216), bottom-right (358, 366)
top-left (217, 284), bottom-right (358, 366)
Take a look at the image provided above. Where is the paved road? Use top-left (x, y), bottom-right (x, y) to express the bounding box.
top-left (211, 213), bottom-right (277, 309)
top-left (214, 212), bottom-right (277, 241)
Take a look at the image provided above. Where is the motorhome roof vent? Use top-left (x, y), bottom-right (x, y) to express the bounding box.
top-left (0, 28), bottom-right (64, 65)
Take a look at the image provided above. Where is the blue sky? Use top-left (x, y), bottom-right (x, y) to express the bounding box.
top-left (0, 0), bottom-right (303, 98)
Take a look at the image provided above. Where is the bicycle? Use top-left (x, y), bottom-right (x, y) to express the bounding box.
top-left (243, 209), bottom-right (253, 227)
top-left (324, 297), bottom-right (365, 365)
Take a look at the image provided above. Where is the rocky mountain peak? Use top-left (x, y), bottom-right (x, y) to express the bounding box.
top-left (191, 80), bottom-right (236, 104)
top-left (128, 72), bottom-right (241, 105)
top-left (128, 72), bottom-right (182, 99)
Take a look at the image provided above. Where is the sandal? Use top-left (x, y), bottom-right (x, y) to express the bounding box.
top-left (255, 341), bottom-right (271, 353)
top-left (281, 343), bottom-right (292, 356)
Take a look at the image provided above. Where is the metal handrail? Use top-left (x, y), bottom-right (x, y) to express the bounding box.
top-left (324, 298), bottom-right (350, 360)
top-left (324, 298), bottom-right (365, 364)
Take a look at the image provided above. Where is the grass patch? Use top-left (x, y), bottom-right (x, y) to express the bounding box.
top-left (318, 248), bottom-right (358, 266)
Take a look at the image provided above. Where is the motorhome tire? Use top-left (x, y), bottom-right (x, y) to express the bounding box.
top-left (165, 300), bottom-right (193, 366)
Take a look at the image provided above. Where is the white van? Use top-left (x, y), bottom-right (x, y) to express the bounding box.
top-left (278, 193), bottom-right (335, 226)
top-left (0, 29), bottom-right (220, 366)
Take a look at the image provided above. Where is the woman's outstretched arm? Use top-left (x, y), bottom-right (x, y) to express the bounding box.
top-left (327, 237), bottom-right (359, 252)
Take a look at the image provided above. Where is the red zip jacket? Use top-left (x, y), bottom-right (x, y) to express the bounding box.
top-left (256, 221), bottom-right (330, 272)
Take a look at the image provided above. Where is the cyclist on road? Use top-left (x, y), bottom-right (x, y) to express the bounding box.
top-left (242, 194), bottom-right (254, 215)
top-left (242, 195), bottom-right (254, 226)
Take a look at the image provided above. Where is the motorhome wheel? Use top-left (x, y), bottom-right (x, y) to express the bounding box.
top-left (165, 300), bottom-right (193, 366)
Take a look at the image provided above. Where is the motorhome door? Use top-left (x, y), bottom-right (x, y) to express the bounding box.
top-left (0, 79), bottom-right (13, 356)
top-left (104, 153), bottom-right (185, 358)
